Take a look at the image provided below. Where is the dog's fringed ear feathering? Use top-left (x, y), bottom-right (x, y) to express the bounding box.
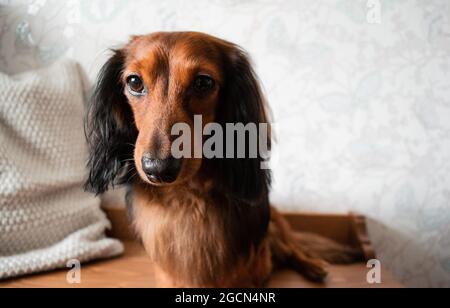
top-left (84, 50), bottom-right (138, 195)
top-left (213, 45), bottom-right (272, 206)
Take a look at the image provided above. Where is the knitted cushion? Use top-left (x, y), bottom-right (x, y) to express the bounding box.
top-left (0, 60), bottom-right (123, 280)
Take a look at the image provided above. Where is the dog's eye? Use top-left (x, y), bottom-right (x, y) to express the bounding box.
top-left (126, 75), bottom-right (146, 96)
top-left (193, 75), bottom-right (215, 94)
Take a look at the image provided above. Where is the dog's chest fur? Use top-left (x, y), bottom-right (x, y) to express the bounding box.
top-left (128, 182), bottom-right (270, 287)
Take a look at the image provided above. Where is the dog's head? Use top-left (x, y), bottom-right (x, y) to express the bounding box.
top-left (85, 32), bottom-right (271, 203)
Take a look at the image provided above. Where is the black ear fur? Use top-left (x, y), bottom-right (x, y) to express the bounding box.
top-left (84, 50), bottom-right (137, 195)
top-left (214, 46), bottom-right (272, 206)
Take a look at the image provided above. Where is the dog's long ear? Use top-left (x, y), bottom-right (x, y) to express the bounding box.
top-left (214, 45), bottom-right (272, 205)
top-left (84, 50), bottom-right (137, 195)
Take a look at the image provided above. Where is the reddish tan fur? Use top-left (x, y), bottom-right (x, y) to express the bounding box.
top-left (131, 182), bottom-right (275, 287)
top-left (110, 32), bottom-right (359, 287)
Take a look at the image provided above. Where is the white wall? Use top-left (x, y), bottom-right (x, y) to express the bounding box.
top-left (1, 0), bottom-right (449, 287)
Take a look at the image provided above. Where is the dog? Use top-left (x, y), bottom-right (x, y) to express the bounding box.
top-left (84, 32), bottom-right (360, 287)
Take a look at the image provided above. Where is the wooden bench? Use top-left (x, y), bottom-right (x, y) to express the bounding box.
top-left (0, 209), bottom-right (402, 288)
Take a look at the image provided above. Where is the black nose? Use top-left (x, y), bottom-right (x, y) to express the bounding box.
top-left (141, 155), bottom-right (181, 184)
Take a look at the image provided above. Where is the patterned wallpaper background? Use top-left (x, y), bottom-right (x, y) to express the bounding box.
top-left (0, 0), bottom-right (449, 287)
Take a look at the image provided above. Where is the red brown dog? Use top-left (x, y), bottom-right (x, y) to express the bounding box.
top-left (85, 32), bottom-right (360, 287)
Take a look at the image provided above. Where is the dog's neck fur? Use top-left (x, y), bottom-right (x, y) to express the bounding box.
top-left (127, 173), bottom-right (270, 287)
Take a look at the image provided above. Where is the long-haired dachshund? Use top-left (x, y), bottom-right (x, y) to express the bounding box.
top-left (84, 32), bottom-right (360, 287)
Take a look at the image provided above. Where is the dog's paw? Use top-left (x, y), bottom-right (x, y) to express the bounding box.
top-left (289, 250), bottom-right (329, 283)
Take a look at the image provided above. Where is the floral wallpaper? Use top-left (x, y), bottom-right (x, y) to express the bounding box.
top-left (0, 0), bottom-right (449, 287)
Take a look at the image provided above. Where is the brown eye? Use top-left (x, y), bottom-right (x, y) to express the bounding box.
top-left (126, 75), bottom-right (146, 96)
top-left (193, 75), bottom-right (215, 94)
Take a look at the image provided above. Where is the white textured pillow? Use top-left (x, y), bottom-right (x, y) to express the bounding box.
top-left (0, 60), bottom-right (123, 280)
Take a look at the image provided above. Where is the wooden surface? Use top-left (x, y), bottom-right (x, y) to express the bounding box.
top-left (0, 209), bottom-right (403, 288)
top-left (282, 212), bottom-right (376, 260)
top-left (0, 241), bottom-right (402, 288)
